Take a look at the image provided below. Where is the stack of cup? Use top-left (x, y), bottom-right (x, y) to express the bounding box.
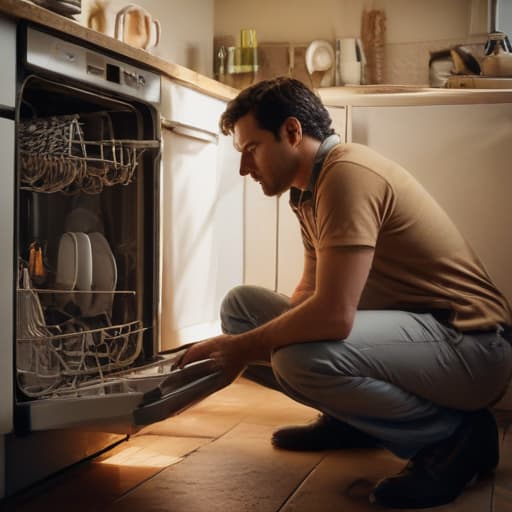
top-left (335, 38), bottom-right (364, 86)
top-left (240, 28), bottom-right (259, 73)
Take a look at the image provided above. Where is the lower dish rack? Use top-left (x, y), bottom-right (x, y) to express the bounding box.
top-left (17, 268), bottom-right (146, 398)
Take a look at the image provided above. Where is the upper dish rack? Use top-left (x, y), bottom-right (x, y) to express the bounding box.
top-left (19, 113), bottom-right (160, 194)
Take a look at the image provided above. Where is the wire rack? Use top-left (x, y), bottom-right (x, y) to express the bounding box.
top-left (17, 317), bottom-right (146, 398)
top-left (16, 267), bottom-right (146, 398)
top-left (19, 114), bottom-right (160, 194)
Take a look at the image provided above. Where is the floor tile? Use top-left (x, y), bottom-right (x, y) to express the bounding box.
top-left (281, 446), bottom-right (494, 512)
top-left (494, 424), bottom-right (512, 512)
top-left (110, 422), bottom-right (326, 512)
top-left (3, 377), bottom-right (508, 512)
top-left (3, 434), bottom-right (211, 512)
top-left (140, 377), bottom-right (316, 438)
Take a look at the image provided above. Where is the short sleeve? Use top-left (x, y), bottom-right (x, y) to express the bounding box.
top-left (315, 162), bottom-right (394, 251)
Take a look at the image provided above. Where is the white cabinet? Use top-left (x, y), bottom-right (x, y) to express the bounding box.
top-left (244, 181), bottom-right (278, 290)
top-left (0, 15), bottom-right (16, 109)
top-left (213, 133), bottom-right (244, 312)
top-left (160, 80), bottom-right (243, 348)
top-left (276, 195), bottom-right (301, 295)
top-left (0, 117), bottom-right (14, 501)
top-left (350, 103), bottom-right (512, 302)
top-left (0, 15), bottom-right (15, 500)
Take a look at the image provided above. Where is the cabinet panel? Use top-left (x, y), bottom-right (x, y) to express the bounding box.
top-left (0, 118), bottom-right (14, 436)
top-left (160, 80), bottom-right (243, 348)
top-left (351, 103), bottom-right (512, 301)
top-left (161, 129), bottom-right (219, 348)
top-left (276, 196), bottom-right (302, 296)
top-left (327, 106), bottom-right (348, 142)
top-left (0, 15), bottom-right (16, 109)
top-left (213, 134), bottom-right (244, 312)
top-left (244, 179), bottom-right (277, 290)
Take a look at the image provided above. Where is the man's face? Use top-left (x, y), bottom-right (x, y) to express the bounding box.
top-left (233, 112), bottom-right (300, 197)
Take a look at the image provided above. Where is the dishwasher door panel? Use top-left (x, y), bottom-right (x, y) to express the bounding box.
top-left (16, 347), bottom-right (225, 434)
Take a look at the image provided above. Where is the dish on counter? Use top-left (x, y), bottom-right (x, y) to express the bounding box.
top-left (305, 40), bottom-right (335, 74)
top-left (305, 40), bottom-right (335, 87)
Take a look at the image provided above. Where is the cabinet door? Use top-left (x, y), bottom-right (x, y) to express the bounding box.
top-left (351, 103), bottom-right (512, 302)
top-left (244, 179), bottom-right (277, 290)
top-left (0, 118), bottom-right (14, 436)
top-left (0, 15), bottom-right (16, 109)
top-left (160, 128), bottom-right (220, 348)
top-left (213, 133), bottom-right (244, 313)
top-left (276, 196), bottom-right (302, 296)
top-left (327, 106), bottom-right (348, 142)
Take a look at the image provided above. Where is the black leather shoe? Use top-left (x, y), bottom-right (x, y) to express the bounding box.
top-left (271, 414), bottom-right (379, 451)
top-left (370, 409), bottom-right (499, 509)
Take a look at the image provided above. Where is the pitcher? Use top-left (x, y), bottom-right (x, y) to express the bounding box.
top-left (115, 4), bottom-right (161, 50)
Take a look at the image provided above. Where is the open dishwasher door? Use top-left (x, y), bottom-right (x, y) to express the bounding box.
top-left (16, 346), bottom-right (226, 434)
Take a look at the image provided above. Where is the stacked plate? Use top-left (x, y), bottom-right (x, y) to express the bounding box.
top-left (31, 0), bottom-right (81, 18)
top-left (56, 231), bottom-right (117, 317)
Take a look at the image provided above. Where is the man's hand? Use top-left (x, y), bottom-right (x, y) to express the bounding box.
top-left (176, 334), bottom-right (248, 385)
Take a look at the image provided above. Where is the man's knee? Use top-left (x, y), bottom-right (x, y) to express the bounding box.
top-left (271, 342), bottom-right (354, 396)
top-left (271, 343), bottom-right (326, 392)
top-left (220, 285), bottom-right (247, 318)
top-left (221, 285), bottom-right (290, 334)
top-left (220, 285), bottom-right (252, 334)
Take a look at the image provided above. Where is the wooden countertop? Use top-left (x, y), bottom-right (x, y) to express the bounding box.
top-left (319, 84), bottom-right (512, 106)
top-left (1, 0), bottom-right (511, 107)
top-left (0, 0), bottom-right (239, 101)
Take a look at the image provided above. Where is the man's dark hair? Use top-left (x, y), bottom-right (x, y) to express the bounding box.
top-left (220, 77), bottom-right (335, 141)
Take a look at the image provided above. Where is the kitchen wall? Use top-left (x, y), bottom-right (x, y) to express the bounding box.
top-left (79, 0), bottom-right (214, 76)
top-left (78, 0), bottom-right (492, 84)
top-left (214, 0), bottom-right (490, 85)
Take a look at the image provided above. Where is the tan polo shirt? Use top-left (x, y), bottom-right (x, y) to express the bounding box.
top-left (291, 142), bottom-right (512, 331)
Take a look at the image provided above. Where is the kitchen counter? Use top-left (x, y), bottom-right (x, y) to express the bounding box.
top-left (318, 84), bottom-right (512, 106)
top-left (2, 0), bottom-right (512, 107)
top-left (0, 0), bottom-right (239, 101)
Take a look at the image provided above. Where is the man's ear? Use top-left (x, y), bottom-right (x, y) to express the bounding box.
top-left (283, 117), bottom-right (302, 146)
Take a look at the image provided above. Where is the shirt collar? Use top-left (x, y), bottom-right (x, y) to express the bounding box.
top-left (290, 133), bottom-right (341, 206)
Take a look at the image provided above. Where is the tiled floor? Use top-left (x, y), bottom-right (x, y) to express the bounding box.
top-left (3, 377), bottom-right (512, 512)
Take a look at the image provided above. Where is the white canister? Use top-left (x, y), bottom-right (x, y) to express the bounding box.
top-left (335, 38), bottom-right (364, 85)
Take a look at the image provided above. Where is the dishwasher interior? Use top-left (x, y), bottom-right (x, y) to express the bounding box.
top-left (16, 75), bottom-right (161, 402)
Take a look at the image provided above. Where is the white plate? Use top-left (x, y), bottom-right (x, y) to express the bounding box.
top-left (55, 232), bottom-right (78, 291)
top-left (88, 232), bottom-right (117, 317)
top-left (74, 232), bottom-right (93, 314)
top-left (305, 40), bottom-right (335, 74)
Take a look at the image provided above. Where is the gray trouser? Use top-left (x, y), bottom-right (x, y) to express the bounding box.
top-left (221, 285), bottom-right (512, 458)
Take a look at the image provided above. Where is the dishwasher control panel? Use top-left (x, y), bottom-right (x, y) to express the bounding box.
top-left (26, 27), bottom-right (161, 105)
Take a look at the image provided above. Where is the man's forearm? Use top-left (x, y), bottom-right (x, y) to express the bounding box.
top-left (233, 294), bottom-right (351, 362)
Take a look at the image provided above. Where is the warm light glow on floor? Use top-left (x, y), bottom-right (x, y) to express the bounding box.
top-left (100, 446), bottom-right (182, 468)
